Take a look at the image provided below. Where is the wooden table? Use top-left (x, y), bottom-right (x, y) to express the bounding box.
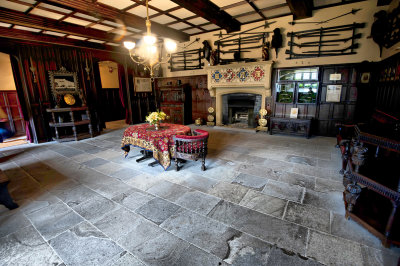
top-left (121, 123), bottom-right (191, 170)
top-left (269, 117), bottom-right (312, 138)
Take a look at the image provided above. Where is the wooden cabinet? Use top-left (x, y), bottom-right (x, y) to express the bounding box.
top-left (343, 124), bottom-right (400, 247)
top-left (46, 107), bottom-right (93, 142)
top-left (158, 85), bottom-right (191, 125)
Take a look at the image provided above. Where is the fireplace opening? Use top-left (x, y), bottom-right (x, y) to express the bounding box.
top-left (222, 93), bottom-right (262, 128)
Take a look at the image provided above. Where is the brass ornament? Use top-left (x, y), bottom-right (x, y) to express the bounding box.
top-left (64, 94), bottom-right (76, 105)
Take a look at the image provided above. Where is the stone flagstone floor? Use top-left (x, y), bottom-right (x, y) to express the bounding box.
top-left (0, 124), bottom-right (399, 265)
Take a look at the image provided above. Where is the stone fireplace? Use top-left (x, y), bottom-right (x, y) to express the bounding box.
top-left (222, 93), bottom-right (262, 128)
top-left (206, 61), bottom-right (273, 126)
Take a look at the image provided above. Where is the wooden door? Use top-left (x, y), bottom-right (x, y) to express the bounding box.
top-left (0, 91), bottom-right (25, 137)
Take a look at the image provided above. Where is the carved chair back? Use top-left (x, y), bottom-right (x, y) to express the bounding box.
top-left (173, 129), bottom-right (209, 171)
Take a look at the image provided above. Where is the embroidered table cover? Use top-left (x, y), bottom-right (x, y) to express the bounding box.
top-left (121, 123), bottom-right (191, 170)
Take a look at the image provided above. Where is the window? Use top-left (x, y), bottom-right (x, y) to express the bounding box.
top-left (276, 83), bottom-right (295, 103)
top-left (297, 83), bottom-right (318, 103)
top-left (276, 68), bottom-right (319, 104)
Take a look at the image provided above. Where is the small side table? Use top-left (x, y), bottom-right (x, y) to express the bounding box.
top-left (270, 117), bottom-right (311, 139)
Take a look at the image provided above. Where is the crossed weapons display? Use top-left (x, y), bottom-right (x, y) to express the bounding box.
top-left (286, 23), bottom-right (365, 59)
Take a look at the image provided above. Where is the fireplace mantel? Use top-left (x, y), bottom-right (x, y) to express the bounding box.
top-left (205, 61), bottom-right (274, 126)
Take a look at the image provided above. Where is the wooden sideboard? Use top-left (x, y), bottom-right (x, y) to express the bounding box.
top-left (269, 117), bottom-right (312, 138)
top-left (46, 107), bottom-right (93, 142)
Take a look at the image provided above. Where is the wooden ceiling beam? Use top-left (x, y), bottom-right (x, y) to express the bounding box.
top-left (220, 1), bottom-right (247, 11)
top-left (25, 1), bottom-right (40, 14)
top-left (44, 0), bottom-right (189, 41)
top-left (244, 0), bottom-right (266, 20)
top-left (170, 0), bottom-right (241, 33)
top-left (0, 8), bottom-right (123, 42)
top-left (286, 0), bottom-right (313, 20)
top-left (0, 27), bottom-right (123, 53)
top-left (234, 3), bottom-right (288, 19)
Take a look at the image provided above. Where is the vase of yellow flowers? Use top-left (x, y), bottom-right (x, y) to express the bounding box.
top-left (146, 111), bottom-right (167, 130)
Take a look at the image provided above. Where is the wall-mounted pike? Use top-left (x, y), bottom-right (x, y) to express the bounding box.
top-left (287, 23), bottom-right (365, 37)
top-left (286, 22), bottom-right (365, 59)
top-left (288, 9), bottom-right (361, 25)
top-left (289, 33), bottom-right (362, 48)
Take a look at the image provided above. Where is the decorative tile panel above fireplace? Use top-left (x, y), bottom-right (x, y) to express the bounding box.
top-left (205, 61), bottom-right (274, 126)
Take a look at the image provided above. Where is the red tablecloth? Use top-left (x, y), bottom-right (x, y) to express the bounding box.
top-left (121, 123), bottom-right (191, 170)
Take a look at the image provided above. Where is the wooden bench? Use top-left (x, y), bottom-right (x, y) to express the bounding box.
top-left (269, 117), bottom-right (312, 139)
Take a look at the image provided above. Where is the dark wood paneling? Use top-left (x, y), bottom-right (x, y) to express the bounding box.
top-left (272, 64), bottom-right (359, 136)
top-left (374, 53), bottom-right (400, 115)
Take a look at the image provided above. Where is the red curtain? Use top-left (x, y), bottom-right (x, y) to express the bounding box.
top-left (118, 63), bottom-right (130, 124)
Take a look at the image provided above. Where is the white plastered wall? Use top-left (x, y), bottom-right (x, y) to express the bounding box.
top-left (161, 0), bottom-right (386, 78)
top-left (0, 52), bottom-right (16, 91)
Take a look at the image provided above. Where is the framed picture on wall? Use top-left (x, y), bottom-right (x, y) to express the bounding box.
top-left (48, 67), bottom-right (83, 107)
top-left (326, 85), bottom-right (342, 102)
top-left (49, 67), bottom-right (79, 95)
top-left (134, 77), bottom-right (152, 92)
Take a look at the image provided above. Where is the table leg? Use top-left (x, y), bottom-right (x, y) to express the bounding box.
top-left (148, 160), bottom-right (158, 167)
top-left (136, 150), bottom-right (153, 162)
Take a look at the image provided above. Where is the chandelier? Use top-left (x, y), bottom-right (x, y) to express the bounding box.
top-left (123, 0), bottom-right (177, 80)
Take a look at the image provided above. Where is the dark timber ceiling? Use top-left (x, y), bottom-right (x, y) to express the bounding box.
top-left (0, 0), bottom-right (367, 51)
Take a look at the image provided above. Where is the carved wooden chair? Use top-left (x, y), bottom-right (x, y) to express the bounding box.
top-left (173, 129), bottom-right (209, 171)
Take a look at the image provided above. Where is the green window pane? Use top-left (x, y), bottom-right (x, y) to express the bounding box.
top-left (276, 83), bottom-right (295, 103)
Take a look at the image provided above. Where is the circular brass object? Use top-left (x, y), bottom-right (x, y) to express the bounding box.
top-left (64, 94), bottom-right (76, 105)
top-left (207, 115), bottom-right (215, 122)
top-left (195, 117), bottom-right (203, 125)
top-left (208, 107), bottom-right (214, 113)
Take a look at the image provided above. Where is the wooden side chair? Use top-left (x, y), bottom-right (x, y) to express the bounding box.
top-left (173, 129), bottom-right (209, 171)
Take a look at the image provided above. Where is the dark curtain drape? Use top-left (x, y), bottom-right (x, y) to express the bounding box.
top-left (9, 55), bottom-right (32, 142)
top-left (92, 59), bottom-right (105, 130)
top-left (118, 63), bottom-right (130, 124)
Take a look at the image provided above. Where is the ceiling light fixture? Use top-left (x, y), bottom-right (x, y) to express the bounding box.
top-left (123, 0), bottom-right (177, 80)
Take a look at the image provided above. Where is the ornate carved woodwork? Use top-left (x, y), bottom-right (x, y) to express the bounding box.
top-left (351, 143), bottom-right (368, 173)
top-left (173, 129), bottom-right (209, 171)
top-left (46, 107), bottom-right (93, 142)
top-left (269, 117), bottom-right (311, 138)
top-left (343, 183), bottom-right (362, 215)
top-left (158, 84), bottom-right (191, 125)
top-left (342, 119), bottom-right (400, 247)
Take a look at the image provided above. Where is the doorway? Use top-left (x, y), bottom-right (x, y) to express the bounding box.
top-left (98, 61), bottom-right (127, 128)
top-left (0, 52), bottom-right (27, 148)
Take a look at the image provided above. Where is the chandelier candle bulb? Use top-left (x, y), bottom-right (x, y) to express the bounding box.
top-left (123, 41), bottom-right (135, 50)
top-left (123, 0), bottom-right (177, 80)
top-left (165, 39), bottom-right (177, 53)
top-left (144, 35), bottom-right (156, 45)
